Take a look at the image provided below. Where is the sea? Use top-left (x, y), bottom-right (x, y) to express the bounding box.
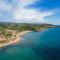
top-left (0, 28), bottom-right (60, 60)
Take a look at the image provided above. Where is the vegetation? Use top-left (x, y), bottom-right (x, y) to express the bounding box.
top-left (0, 22), bottom-right (57, 44)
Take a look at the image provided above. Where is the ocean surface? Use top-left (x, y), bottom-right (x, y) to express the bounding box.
top-left (0, 28), bottom-right (60, 60)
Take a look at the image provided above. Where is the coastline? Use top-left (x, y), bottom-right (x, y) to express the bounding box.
top-left (0, 31), bottom-right (31, 48)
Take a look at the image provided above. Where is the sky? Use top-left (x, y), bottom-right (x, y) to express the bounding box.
top-left (0, 0), bottom-right (60, 25)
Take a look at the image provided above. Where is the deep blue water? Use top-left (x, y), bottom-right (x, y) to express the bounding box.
top-left (0, 28), bottom-right (60, 60)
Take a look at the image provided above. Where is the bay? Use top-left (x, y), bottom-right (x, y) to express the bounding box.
top-left (0, 28), bottom-right (60, 60)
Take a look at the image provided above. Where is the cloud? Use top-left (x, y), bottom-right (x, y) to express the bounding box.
top-left (14, 8), bottom-right (54, 23)
top-left (0, 0), bottom-right (12, 12)
top-left (0, 0), bottom-right (56, 23)
top-left (20, 0), bottom-right (37, 8)
top-left (13, 0), bottom-right (54, 23)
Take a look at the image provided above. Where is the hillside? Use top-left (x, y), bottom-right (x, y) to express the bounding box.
top-left (0, 22), bottom-right (57, 46)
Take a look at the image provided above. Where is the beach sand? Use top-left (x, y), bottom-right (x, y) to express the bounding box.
top-left (0, 31), bottom-right (31, 48)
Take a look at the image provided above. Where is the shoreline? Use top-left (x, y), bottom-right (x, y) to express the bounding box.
top-left (0, 31), bottom-right (31, 48)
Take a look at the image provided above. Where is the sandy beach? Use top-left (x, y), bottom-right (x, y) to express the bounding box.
top-left (0, 31), bottom-right (31, 48)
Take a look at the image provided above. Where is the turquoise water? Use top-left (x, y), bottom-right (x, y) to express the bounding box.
top-left (0, 28), bottom-right (60, 60)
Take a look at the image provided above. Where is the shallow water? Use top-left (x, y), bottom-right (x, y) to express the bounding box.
top-left (0, 28), bottom-right (60, 60)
